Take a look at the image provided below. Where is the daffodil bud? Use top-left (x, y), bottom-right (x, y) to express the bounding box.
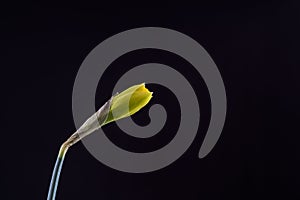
top-left (103, 83), bottom-right (153, 125)
top-left (66, 83), bottom-right (153, 146)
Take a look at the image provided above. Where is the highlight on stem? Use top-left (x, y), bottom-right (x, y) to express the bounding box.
top-left (47, 83), bottom-right (153, 200)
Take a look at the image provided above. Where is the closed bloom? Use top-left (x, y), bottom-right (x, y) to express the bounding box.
top-left (104, 83), bottom-right (153, 125)
top-left (67, 83), bottom-right (153, 146)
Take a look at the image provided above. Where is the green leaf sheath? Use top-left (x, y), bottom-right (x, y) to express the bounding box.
top-left (47, 144), bottom-right (69, 200)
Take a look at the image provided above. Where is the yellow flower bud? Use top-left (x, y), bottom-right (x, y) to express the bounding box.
top-left (63, 83), bottom-right (152, 148)
top-left (104, 83), bottom-right (153, 125)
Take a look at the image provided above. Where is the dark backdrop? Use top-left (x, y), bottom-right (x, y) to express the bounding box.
top-left (1, 2), bottom-right (300, 199)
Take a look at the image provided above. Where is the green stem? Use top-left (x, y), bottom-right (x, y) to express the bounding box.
top-left (47, 142), bottom-right (69, 200)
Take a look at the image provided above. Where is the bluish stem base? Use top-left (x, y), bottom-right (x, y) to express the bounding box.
top-left (47, 143), bottom-right (69, 200)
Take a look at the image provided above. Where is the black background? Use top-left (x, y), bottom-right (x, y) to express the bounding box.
top-left (2, 1), bottom-right (300, 199)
